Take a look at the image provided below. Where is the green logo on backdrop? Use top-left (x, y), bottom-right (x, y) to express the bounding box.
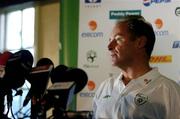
top-left (109, 10), bottom-right (141, 19)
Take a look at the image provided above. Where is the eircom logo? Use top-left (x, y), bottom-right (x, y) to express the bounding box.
top-left (153, 18), bottom-right (169, 36)
top-left (87, 80), bottom-right (96, 91)
top-left (150, 55), bottom-right (172, 63)
top-left (79, 80), bottom-right (96, 97)
top-left (154, 18), bottom-right (163, 29)
top-left (81, 20), bottom-right (103, 38)
top-left (88, 20), bottom-right (97, 31)
top-left (143, 0), bottom-right (171, 7)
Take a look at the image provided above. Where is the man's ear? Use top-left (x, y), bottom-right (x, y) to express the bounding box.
top-left (136, 36), bottom-right (147, 49)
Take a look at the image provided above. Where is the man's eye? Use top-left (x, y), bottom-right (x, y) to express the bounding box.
top-left (115, 35), bottom-right (124, 44)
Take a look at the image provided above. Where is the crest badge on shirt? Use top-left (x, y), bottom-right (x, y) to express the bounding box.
top-left (134, 93), bottom-right (148, 106)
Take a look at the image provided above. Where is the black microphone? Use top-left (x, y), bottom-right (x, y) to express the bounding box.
top-left (50, 65), bottom-right (88, 94)
top-left (65, 67), bottom-right (88, 94)
top-left (1, 50), bottom-right (33, 92)
top-left (50, 64), bottom-right (69, 84)
top-left (23, 58), bottom-right (54, 107)
top-left (48, 65), bottom-right (88, 110)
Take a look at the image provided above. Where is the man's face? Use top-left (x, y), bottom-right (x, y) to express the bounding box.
top-left (108, 22), bottom-right (137, 68)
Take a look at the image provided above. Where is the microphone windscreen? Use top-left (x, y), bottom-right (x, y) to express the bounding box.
top-left (51, 65), bottom-right (88, 94)
top-left (66, 68), bottom-right (88, 94)
top-left (4, 50), bottom-right (33, 89)
top-left (13, 49), bottom-right (34, 72)
top-left (36, 57), bottom-right (54, 67)
top-left (50, 64), bottom-right (69, 83)
top-left (0, 51), bottom-right (13, 66)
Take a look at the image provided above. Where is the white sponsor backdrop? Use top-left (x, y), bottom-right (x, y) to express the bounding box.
top-left (77, 0), bottom-right (180, 110)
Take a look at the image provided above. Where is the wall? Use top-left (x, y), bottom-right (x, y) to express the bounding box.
top-left (36, 1), bottom-right (59, 66)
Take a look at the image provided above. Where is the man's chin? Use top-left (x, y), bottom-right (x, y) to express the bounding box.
top-left (111, 62), bottom-right (117, 66)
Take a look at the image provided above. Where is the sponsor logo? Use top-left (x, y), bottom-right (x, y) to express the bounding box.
top-left (86, 50), bottom-right (97, 63)
top-left (85, 0), bottom-right (101, 3)
top-left (134, 93), bottom-right (148, 106)
top-left (175, 7), bottom-right (180, 16)
top-left (155, 30), bottom-right (169, 36)
top-left (88, 20), bottom-right (97, 31)
top-left (83, 64), bottom-right (99, 68)
top-left (84, 0), bottom-right (101, 8)
top-left (79, 92), bottom-right (95, 97)
top-left (79, 80), bottom-right (96, 97)
top-left (153, 18), bottom-right (169, 36)
top-left (81, 32), bottom-right (103, 38)
top-left (150, 55), bottom-right (172, 63)
top-left (154, 18), bottom-right (163, 29)
top-left (87, 80), bottom-right (96, 91)
top-left (172, 41), bottom-right (180, 48)
top-left (143, 0), bottom-right (171, 7)
top-left (81, 20), bottom-right (103, 38)
top-left (109, 10), bottom-right (141, 19)
top-left (83, 50), bottom-right (99, 68)
top-left (143, 0), bottom-right (151, 6)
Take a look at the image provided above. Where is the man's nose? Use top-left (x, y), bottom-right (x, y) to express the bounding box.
top-left (108, 40), bottom-right (116, 51)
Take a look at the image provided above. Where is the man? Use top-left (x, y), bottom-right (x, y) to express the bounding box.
top-left (93, 15), bottom-right (180, 119)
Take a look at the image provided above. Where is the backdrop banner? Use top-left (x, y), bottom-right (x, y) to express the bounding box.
top-left (77, 0), bottom-right (180, 111)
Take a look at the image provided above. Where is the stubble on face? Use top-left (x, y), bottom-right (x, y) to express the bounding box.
top-left (109, 23), bottom-right (136, 68)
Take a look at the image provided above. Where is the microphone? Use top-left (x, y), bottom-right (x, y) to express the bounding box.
top-left (50, 64), bottom-right (69, 84)
top-left (0, 49), bottom-right (33, 98)
top-left (48, 65), bottom-right (88, 109)
top-left (51, 66), bottom-right (88, 94)
top-left (23, 58), bottom-right (54, 107)
top-left (66, 68), bottom-right (88, 94)
top-left (0, 51), bottom-right (13, 78)
top-left (3, 50), bottom-right (33, 90)
top-left (36, 57), bottom-right (54, 67)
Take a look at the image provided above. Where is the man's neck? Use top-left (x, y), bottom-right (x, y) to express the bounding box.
top-left (121, 65), bottom-right (152, 85)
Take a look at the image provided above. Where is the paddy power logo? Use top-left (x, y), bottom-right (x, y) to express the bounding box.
top-left (109, 10), bottom-right (141, 19)
top-left (150, 55), bottom-right (172, 63)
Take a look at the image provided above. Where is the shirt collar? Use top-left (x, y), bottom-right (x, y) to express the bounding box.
top-left (119, 67), bottom-right (161, 86)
